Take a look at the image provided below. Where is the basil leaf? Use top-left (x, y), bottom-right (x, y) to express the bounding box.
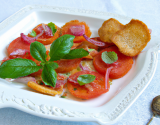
top-left (42, 63), bottom-right (57, 87)
top-left (0, 61), bottom-right (2, 66)
top-left (88, 49), bottom-right (95, 52)
top-left (49, 35), bottom-right (75, 61)
top-left (30, 41), bottom-right (47, 62)
top-left (30, 30), bottom-right (36, 37)
top-left (101, 51), bottom-right (118, 64)
top-left (62, 49), bottom-right (89, 59)
top-left (46, 62), bottom-right (58, 69)
top-left (77, 74), bottom-right (96, 86)
top-left (0, 58), bottom-right (42, 79)
top-left (48, 22), bottom-right (57, 36)
top-left (62, 72), bottom-right (71, 77)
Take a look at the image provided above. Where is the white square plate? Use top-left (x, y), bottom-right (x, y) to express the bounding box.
top-left (0, 5), bottom-right (159, 125)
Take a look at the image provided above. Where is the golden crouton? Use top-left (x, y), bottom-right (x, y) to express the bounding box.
top-left (98, 18), bottom-right (124, 43)
top-left (111, 19), bottom-right (151, 56)
top-left (27, 81), bottom-right (63, 96)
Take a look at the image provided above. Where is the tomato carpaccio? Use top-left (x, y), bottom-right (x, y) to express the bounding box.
top-left (3, 20), bottom-right (135, 100)
top-left (93, 46), bottom-right (133, 79)
top-left (67, 70), bottom-right (109, 99)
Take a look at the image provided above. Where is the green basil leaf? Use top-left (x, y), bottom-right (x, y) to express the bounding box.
top-left (30, 30), bottom-right (36, 37)
top-left (0, 58), bottom-right (42, 79)
top-left (48, 22), bottom-right (57, 36)
top-left (74, 88), bottom-right (77, 91)
top-left (49, 35), bottom-right (75, 61)
top-left (42, 63), bottom-right (57, 87)
top-left (62, 49), bottom-right (89, 59)
top-left (60, 72), bottom-right (71, 77)
top-left (0, 61), bottom-right (2, 66)
top-left (88, 48), bottom-right (95, 52)
top-left (30, 41), bottom-right (47, 62)
top-left (101, 51), bottom-right (118, 64)
top-left (77, 74), bottom-right (96, 86)
top-left (46, 62), bottom-right (58, 69)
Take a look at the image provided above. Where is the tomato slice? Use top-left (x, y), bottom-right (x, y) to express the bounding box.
top-left (7, 37), bottom-right (43, 76)
top-left (67, 70), bottom-right (109, 99)
top-left (93, 46), bottom-right (133, 79)
top-left (7, 37), bottom-right (30, 56)
top-left (30, 24), bottom-right (61, 45)
top-left (7, 36), bottom-right (48, 62)
top-left (61, 20), bottom-right (92, 43)
top-left (55, 58), bottom-right (82, 73)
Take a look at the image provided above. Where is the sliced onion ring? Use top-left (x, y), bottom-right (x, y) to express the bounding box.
top-left (35, 30), bottom-right (44, 38)
top-left (104, 62), bottom-right (118, 89)
top-left (105, 67), bottom-right (113, 89)
top-left (79, 62), bottom-right (90, 71)
top-left (55, 79), bottom-right (67, 89)
top-left (12, 76), bottom-right (37, 84)
top-left (42, 23), bottom-right (47, 32)
top-left (70, 25), bottom-right (85, 36)
top-left (21, 33), bottom-right (36, 44)
top-left (42, 23), bottom-right (53, 36)
top-left (10, 49), bottom-right (29, 56)
top-left (83, 34), bottom-right (106, 46)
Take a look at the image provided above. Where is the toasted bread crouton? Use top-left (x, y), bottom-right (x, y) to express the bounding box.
top-left (27, 81), bottom-right (63, 96)
top-left (111, 19), bottom-right (151, 56)
top-left (98, 18), bottom-right (124, 43)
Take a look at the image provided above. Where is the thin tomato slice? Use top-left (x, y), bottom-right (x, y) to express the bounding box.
top-left (93, 46), bottom-right (133, 79)
top-left (61, 20), bottom-right (92, 43)
top-left (55, 58), bottom-right (82, 73)
top-left (7, 37), bottom-right (30, 56)
top-left (30, 24), bottom-right (61, 45)
top-left (7, 37), bottom-right (43, 76)
top-left (67, 70), bottom-right (109, 99)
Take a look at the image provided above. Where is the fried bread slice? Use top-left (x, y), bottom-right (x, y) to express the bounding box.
top-left (98, 18), bottom-right (124, 43)
top-left (27, 81), bottom-right (63, 96)
top-left (111, 19), bottom-right (151, 56)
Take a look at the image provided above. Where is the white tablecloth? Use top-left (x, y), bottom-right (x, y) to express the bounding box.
top-left (0, 0), bottom-right (160, 125)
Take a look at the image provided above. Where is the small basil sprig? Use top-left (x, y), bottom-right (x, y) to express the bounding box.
top-left (0, 34), bottom-right (89, 87)
top-left (101, 51), bottom-right (118, 64)
top-left (30, 30), bottom-right (36, 37)
top-left (88, 48), bottom-right (95, 52)
top-left (77, 74), bottom-right (96, 86)
top-left (48, 22), bottom-right (57, 36)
